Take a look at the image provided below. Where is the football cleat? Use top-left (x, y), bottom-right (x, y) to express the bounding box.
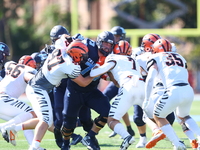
top-left (70, 134), bottom-right (83, 145)
top-left (81, 135), bottom-right (100, 150)
top-left (145, 130), bottom-right (166, 149)
top-left (109, 131), bottom-right (117, 138)
top-left (173, 141), bottom-right (186, 150)
top-left (2, 124), bottom-right (17, 146)
top-left (120, 135), bottom-right (135, 150)
top-left (61, 144), bottom-right (70, 150)
top-left (190, 139), bottom-right (198, 149)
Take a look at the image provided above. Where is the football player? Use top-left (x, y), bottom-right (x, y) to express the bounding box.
top-left (143, 39), bottom-right (200, 150)
top-left (90, 40), bottom-right (145, 150)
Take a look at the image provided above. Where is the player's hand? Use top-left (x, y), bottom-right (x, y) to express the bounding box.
top-left (101, 74), bottom-right (110, 81)
top-left (63, 34), bottom-right (73, 46)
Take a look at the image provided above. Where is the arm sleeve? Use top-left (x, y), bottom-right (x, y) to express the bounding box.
top-left (145, 66), bottom-right (158, 101)
top-left (90, 62), bottom-right (115, 77)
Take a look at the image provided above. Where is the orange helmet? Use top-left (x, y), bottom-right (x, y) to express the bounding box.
top-left (141, 33), bottom-right (161, 52)
top-left (152, 39), bottom-right (172, 53)
top-left (67, 40), bottom-right (89, 64)
top-left (113, 40), bottom-right (132, 56)
top-left (18, 55), bottom-right (37, 69)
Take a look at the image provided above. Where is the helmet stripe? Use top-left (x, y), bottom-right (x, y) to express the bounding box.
top-left (25, 58), bottom-right (33, 65)
top-left (69, 46), bottom-right (87, 53)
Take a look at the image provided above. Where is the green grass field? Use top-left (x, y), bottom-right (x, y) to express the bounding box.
top-left (0, 100), bottom-right (200, 150)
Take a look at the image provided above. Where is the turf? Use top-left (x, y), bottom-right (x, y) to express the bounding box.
top-left (0, 100), bottom-right (199, 150)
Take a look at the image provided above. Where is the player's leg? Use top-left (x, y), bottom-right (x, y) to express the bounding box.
top-left (176, 85), bottom-right (200, 149)
top-left (61, 88), bottom-right (82, 150)
top-left (81, 89), bottom-right (110, 150)
top-left (154, 88), bottom-right (186, 149)
top-left (107, 85), bottom-right (136, 150)
top-left (133, 105), bottom-right (147, 148)
top-left (0, 94), bottom-right (36, 146)
top-left (26, 86), bottom-right (53, 150)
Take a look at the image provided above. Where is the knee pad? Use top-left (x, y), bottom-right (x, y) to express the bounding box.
top-left (166, 112), bottom-right (175, 125)
top-left (133, 116), bottom-right (145, 126)
top-left (61, 124), bottom-right (74, 139)
top-left (181, 123), bottom-right (189, 132)
top-left (80, 119), bottom-right (93, 132)
top-left (94, 116), bottom-right (107, 129)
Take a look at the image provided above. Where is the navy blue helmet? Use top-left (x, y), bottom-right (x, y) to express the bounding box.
top-left (0, 42), bottom-right (10, 64)
top-left (96, 31), bottom-right (115, 56)
top-left (50, 25), bottom-right (70, 44)
top-left (110, 26), bottom-right (126, 40)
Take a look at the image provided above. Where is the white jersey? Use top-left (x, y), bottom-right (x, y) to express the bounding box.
top-left (29, 48), bottom-right (81, 91)
top-left (131, 47), bottom-right (143, 59)
top-left (104, 54), bottom-right (142, 87)
top-left (147, 52), bottom-right (188, 88)
top-left (136, 52), bottom-right (151, 74)
top-left (0, 61), bottom-right (37, 98)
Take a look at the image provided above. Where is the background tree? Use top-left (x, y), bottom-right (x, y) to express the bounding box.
top-left (0, 1), bottom-right (71, 61)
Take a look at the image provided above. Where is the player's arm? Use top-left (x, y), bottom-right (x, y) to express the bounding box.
top-left (72, 75), bottom-right (94, 87)
top-left (145, 59), bottom-right (158, 101)
top-left (24, 71), bottom-right (37, 83)
top-left (90, 61), bottom-right (116, 78)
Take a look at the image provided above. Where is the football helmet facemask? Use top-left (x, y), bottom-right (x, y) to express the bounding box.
top-left (96, 31), bottom-right (115, 57)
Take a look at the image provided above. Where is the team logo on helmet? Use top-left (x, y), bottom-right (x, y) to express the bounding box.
top-left (66, 40), bottom-right (89, 64)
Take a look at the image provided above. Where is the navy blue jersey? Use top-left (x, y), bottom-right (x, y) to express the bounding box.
top-left (0, 68), bottom-right (5, 78)
top-left (67, 38), bottom-right (100, 92)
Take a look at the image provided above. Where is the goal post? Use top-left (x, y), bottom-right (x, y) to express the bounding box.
top-left (71, 0), bottom-right (200, 48)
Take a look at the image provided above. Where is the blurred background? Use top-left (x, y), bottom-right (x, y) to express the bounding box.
top-left (1, 0), bottom-right (200, 93)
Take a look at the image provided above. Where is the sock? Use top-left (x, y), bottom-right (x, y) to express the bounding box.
top-left (161, 124), bottom-right (180, 147)
top-left (88, 130), bottom-right (97, 138)
top-left (8, 112), bottom-right (33, 125)
top-left (185, 118), bottom-right (200, 136)
top-left (31, 140), bottom-right (40, 149)
top-left (114, 123), bottom-right (129, 139)
top-left (0, 112), bottom-right (33, 129)
top-left (140, 133), bottom-right (146, 137)
top-left (63, 139), bottom-right (70, 145)
top-left (14, 124), bottom-right (23, 132)
top-left (24, 130), bottom-right (34, 145)
top-left (184, 130), bottom-right (196, 141)
top-left (127, 126), bottom-right (132, 130)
